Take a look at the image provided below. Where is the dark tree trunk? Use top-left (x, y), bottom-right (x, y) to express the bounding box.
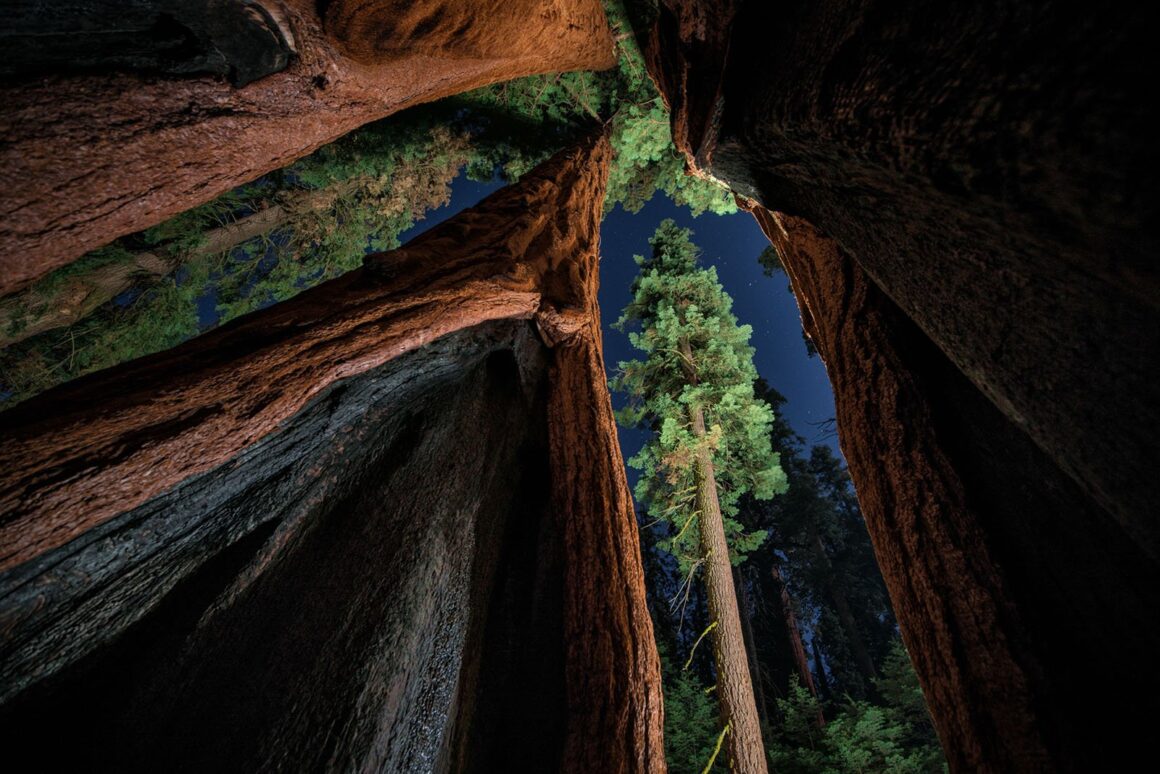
top-left (812, 534), bottom-right (876, 685)
top-left (748, 207), bottom-right (1160, 772)
top-left (769, 562), bottom-right (821, 720)
top-left (645, 2), bottom-right (1160, 768)
top-left (811, 637), bottom-right (830, 703)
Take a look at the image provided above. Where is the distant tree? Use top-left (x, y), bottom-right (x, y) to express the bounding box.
top-left (758, 245), bottom-right (783, 276)
top-left (614, 220), bottom-right (787, 772)
top-left (0, 118), bottom-right (471, 405)
top-left (738, 384), bottom-right (895, 703)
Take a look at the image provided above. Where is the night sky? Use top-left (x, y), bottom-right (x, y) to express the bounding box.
top-left (400, 173), bottom-right (842, 483)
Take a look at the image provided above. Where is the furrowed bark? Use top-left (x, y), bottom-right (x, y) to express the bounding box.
top-left (1, 131), bottom-right (669, 772)
top-left (0, 135), bottom-right (596, 571)
top-left (0, 0), bottom-right (615, 295)
top-left (688, 396), bottom-right (769, 774)
top-left (542, 133), bottom-right (666, 772)
top-left (750, 205), bottom-right (1160, 771)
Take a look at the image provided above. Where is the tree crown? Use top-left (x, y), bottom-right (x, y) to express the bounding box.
top-left (614, 220), bottom-right (787, 569)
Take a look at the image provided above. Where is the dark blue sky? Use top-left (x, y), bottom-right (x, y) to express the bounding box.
top-left (401, 173), bottom-right (842, 475)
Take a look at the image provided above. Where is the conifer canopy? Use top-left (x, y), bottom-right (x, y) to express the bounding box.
top-left (614, 219), bottom-right (787, 569)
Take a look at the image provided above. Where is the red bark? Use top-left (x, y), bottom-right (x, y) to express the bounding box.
top-left (0, 133), bottom-right (590, 572)
top-left (748, 207), bottom-right (1051, 770)
top-left (540, 134), bottom-right (666, 773)
top-left (770, 562), bottom-right (818, 702)
top-left (646, 0), bottom-right (1159, 563)
top-left (647, 3), bottom-right (1160, 767)
top-left (0, 0), bottom-right (615, 296)
top-left (0, 131), bottom-right (666, 772)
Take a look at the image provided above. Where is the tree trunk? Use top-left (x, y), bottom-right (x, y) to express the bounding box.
top-left (1, 132), bottom-right (667, 771)
top-left (689, 400), bottom-right (769, 774)
top-left (811, 638), bottom-right (830, 703)
top-left (0, 0), bottom-right (616, 296)
top-left (734, 567), bottom-right (769, 730)
top-left (0, 181), bottom-right (369, 349)
top-left (746, 206), bottom-right (1160, 771)
top-left (769, 561), bottom-right (823, 728)
top-left (0, 136), bottom-right (596, 571)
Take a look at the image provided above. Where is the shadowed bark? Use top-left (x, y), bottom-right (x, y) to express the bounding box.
top-left (644, 2), bottom-right (1160, 768)
top-left (748, 207), bottom-right (1160, 772)
top-left (646, 0), bottom-right (1159, 561)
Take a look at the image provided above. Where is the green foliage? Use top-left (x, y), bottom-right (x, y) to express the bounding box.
top-left (766, 646), bottom-right (946, 774)
top-left (658, 641), bottom-right (727, 774)
top-left (613, 220), bottom-right (787, 570)
top-left (758, 245), bottom-right (784, 276)
top-left (606, 102), bottom-right (737, 216)
top-left (600, 1), bottom-right (736, 215)
top-left (457, 0), bottom-right (736, 215)
top-left (0, 117), bottom-right (470, 405)
top-left (735, 384), bottom-right (895, 702)
top-left (767, 677), bottom-right (830, 774)
top-left (1, 0), bottom-right (739, 407)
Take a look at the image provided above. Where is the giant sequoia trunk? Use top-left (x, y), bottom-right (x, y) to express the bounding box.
top-left (689, 402), bottom-right (768, 774)
top-left (0, 135), bottom-right (665, 771)
top-left (0, 0), bottom-right (615, 296)
top-left (645, 2), bottom-right (1160, 769)
top-left (748, 208), bottom-right (1160, 772)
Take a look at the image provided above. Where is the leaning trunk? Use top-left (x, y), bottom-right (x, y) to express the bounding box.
top-left (690, 402), bottom-right (769, 774)
top-left (769, 561), bottom-right (824, 728)
top-left (0, 181), bottom-right (365, 349)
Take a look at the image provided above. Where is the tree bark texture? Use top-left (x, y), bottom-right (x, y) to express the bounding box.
top-left (689, 402), bottom-right (768, 774)
top-left (0, 0), bottom-right (615, 296)
top-left (749, 207), bottom-right (1160, 772)
top-left (0, 321), bottom-right (560, 771)
top-left (0, 134), bottom-right (666, 771)
top-left (0, 134), bottom-right (587, 570)
top-left (542, 136), bottom-right (667, 773)
top-left (646, 0), bottom-right (1160, 563)
top-left (645, 3), bottom-right (1160, 768)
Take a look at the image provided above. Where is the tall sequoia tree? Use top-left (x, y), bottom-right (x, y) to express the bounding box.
top-left (614, 220), bottom-right (786, 772)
